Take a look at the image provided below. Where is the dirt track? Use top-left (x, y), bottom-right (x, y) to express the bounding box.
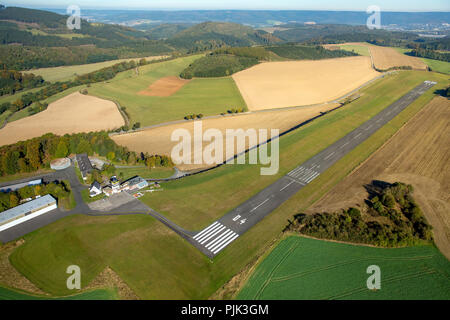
top-left (0, 92), bottom-right (124, 146)
top-left (112, 103), bottom-right (340, 171)
top-left (307, 96), bottom-right (450, 259)
top-left (232, 56), bottom-right (380, 111)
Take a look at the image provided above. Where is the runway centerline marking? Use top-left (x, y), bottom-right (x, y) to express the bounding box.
top-left (280, 181), bottom-right (295, 192)
top-left (250, 198), bottom-right (270, 213)
top-left (354, 133), bottom-right (362, 139)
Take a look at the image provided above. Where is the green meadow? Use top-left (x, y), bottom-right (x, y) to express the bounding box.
top-left (87, 55), bottom-right (247, 126)
top-left (238, 236), bottom-right (450, 300)
top-left (337, 44), bottom-right (371, 57)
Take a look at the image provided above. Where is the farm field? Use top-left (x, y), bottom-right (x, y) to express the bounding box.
top-left (0, 92), bottom-right (124, 146)
top-left (369, 45), bottom-right (427, 71)
top-left (232, 56), bottom-right (379, 111)
top-left (237, 236), bottom-right (450, 300)
top-left (323, 43), bottom-right (370, 56)
top-left (307, 96), bottom-right (450, 259)
top-left (325, 43), bottom-right (428, 71)
top-left (29, 55), bottom-right (168, 82)
top-left (88, 55), bottom-right (247, 126)
top-left (138, 70), bottom-right (447, 231)
top-left (112, 102), bottom-right (340, 171)
top-left (5, 71), bottom-right (448, 300)
top-left (393, 48), bottom-right (450, 75)
top-left (0, 286), bottom-right (118, 300)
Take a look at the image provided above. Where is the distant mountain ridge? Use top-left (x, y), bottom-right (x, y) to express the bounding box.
top-left (167, 22), bottom-right (281, 51)
top-left (46, 9), bottom-right (450, 27)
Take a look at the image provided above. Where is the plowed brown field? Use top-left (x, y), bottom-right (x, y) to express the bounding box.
top-left (112, 103), bottom-right (340, 170)
top-left (0, 92), bottom-right (124, 146)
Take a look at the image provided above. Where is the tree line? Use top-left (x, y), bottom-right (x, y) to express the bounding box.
top-left (4, 57), bottom-right (169, 118)
top-left (407, 48), bottom-right (450, 62)
top-left (0, 69), bottom-right (44, 96)
top-left (285, 182), bottom-right (433, 247)
top-left (0, 131), bottom-right (174, 178)
top-left (0, 181), bottom-right (73, 212)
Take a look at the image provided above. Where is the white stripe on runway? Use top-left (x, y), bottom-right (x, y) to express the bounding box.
top-left (196, 223), bottom-right (223, 242)
top-left (205, 229), bottom-right (234, 249)
top-left (354, 133), bottom-right (362, 139)
top-left (301, 170), bottom-right (315, 182)
top-left (209, 231), bottom-right (237, 252)
top-left (199, 225), bottom-right (226, 244)
top-left (280, 180), bottom-right (294, 191)
top-left (212, 234), bottom-right (240, 254)
top-left (250, 198), bottom-right (270, 213)
top-left (324, 152), bottom-right (335, 160)
top-left (340, 141), bottom-right (350, 148)
top-left (306, 172), bottom-right (320, 183)
top-left (193, 222), bottom-right (218, 240)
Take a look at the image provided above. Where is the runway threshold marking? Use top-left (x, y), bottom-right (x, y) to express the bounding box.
top-left (324, 152), bottom-right (335, 160)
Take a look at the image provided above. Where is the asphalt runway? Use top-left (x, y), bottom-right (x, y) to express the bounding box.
top-left (189, 81), bottom-right (436, 258)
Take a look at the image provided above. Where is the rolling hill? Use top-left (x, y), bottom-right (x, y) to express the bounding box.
top-left (167, 21), bottom-right (281, 52)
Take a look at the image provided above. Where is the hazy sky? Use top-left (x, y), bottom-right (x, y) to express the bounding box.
top-left (3, 0), bottom-right (450, 11)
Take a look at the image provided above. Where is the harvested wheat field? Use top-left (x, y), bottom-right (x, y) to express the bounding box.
top-left (232, 56), bottom-right (380, 111)
top-left (112, 103), bottom-right (340, 170)
top-left (369, 45), bottom-right (428, 71)
top-left (0, 92), bottom-right (124, 146)
top-left (138, 76), bottom-right (190, 97)
top-left (307, 96), bottom-right (450, 259)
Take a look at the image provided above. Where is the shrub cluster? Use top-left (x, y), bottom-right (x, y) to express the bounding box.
top-left (180, 54), bottom-right (259, 79)
top-left (286, 182), bottom-right (433, 247)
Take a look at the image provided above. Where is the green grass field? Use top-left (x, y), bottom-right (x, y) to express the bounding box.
top-left (7, 70), bottom-right (449, 299)
top-left (336, 44), bottom-right (370, 57)
top-left (237, 236), bottom-right (450, 300)
top-left (0, 285), bottom-right (118, 300)
top-left (88, 55), bottom-right (247, 126)
top-left (115, 166), bottom-right (174, 180)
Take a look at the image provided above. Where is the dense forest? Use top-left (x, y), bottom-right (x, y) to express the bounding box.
top-left (0, 181), bottom-right (73, 212)
top-left (267, 44), bottom-right (358, 60)
top-left (0, 131), bottom-right (173, 178)
top-left (0, 7), bottom-right (174, 70)
top-left (0, 69), bottom-right (44, 96)
top-left (286, 182), bottom-right (433, 247)
top-left (407, 48), bottom-right (450, 62)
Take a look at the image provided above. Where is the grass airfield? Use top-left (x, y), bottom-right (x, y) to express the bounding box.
top-left (5, 70), bottom-right (448, 299)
